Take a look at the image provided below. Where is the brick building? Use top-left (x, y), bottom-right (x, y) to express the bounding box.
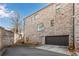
top-left (24, 3), bottom-right (79, 49)
top-left (0, 27), bottom-right (14, 49)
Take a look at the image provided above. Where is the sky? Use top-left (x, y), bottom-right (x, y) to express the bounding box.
top-left (0, 3), bottom-right (48, 30)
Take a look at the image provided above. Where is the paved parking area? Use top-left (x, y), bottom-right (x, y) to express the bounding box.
top-left (36, 45), bottom-right (71, 55)
top-left (2, 45), bottom-right (68, 56)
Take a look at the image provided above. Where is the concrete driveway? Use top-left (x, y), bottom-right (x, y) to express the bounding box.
top-left (2, 45), bottom-right (68, 56)
top-left (36, 45), bottom-right (71, 55)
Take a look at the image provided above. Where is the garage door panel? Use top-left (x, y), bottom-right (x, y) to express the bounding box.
top-left (45, 35), bottom-right (69, 46)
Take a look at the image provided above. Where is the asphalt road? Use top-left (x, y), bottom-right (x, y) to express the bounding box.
top-left (2, 45), bottom-right (68, 56)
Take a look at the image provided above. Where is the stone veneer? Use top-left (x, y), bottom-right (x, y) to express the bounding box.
top-left (74, 4), bottom-right (79, 49)
top-left (24, 3), bottom-right (75, 47)
top-left (0, 27), bottom-right (14, 49)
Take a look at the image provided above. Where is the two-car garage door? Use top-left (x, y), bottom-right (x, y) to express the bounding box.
top-left (45, 35), bottom-right (69, 46)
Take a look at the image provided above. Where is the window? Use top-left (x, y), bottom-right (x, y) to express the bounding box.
top-left (51, 20), bottom-right (54, 26)
top-left (35, 14), bottom-right (39, 19)
top-left (31, 15), bottom-right (35, 21)
top-left (56, 8), bottom-right (61, 14)
top-left (37, 23), bottom-right (44, 32)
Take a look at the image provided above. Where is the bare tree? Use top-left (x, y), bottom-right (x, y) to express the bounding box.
top-left (10, 11), bottom-right (22, 43)
top-left (10, 12), bottom-right (21, 33)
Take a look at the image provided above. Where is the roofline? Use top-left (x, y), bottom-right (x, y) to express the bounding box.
top-left (0, 26), bottom-right (13, 33)
top-left (0, 26), bottom-right (5, 29)
top-left (24, 3), bottom-right (54, 20)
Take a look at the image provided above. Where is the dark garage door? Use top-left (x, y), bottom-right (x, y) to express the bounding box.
top-left (45, 35), bottom-right (69, 46)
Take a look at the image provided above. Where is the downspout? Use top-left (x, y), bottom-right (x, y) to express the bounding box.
top-left (23, 17), bottom-right (26, 43)
top-left (73, 3), bottom-right (75, 50)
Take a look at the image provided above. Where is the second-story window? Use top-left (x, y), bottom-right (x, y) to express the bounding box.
top-left (56, 8), bottom-right (61, 14)
top-left (51, 20), bottom-right (54, 26)
top-left (32, 15), bottom-right (35, 21)
top-left (37, 23), bottom-right (44, 32)
top-left (35, 13), bottom-right (40, 19)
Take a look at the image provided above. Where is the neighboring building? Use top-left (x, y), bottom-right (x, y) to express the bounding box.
top-left (0, 27), bottom-right (14, 49)
top-left (24, 3), bottom-right (79, 49)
